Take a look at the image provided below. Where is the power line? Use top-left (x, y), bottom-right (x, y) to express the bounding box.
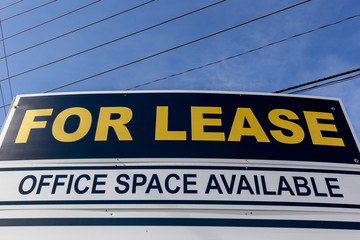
top-left (5, 0), bottom-right (310, 92)
top-left (42, 0), bottom-right (311, 92)
top-left (0, 0), bottom-right (312, 107)
top-left (0, 83), bottom-right (6, 116)
top-left (125, 14), bottom-right (359, 90)
top-left (274, 68), bottom-right (360, 93)
top-left (287, 73), bottom-right (360, 94)
top-left (0, 17), bottom-right (13, 104)
top-left (0, 18), bottom-right (9, 116)
top-left (2, 70), bottom-right (359, 111)
top-left (0, 17), bottom-right (7, 116)
top-left (0, 0), bottom-right (102, 42)
top-left (1, 0), bottom-right (58, 22)
top-left (0, 0), bottom-right (24, 11)
top-left (0, 0), bottom-right (154, 59)
top-left (0, 0), bottom-right (227, 83)
top-left (0, 103), bottom-right (10, 110)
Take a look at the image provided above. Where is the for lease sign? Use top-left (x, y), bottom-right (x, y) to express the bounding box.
top-left (0, 91), bottom-right (359, 163)
top-left (0, 91), bottom-right (359, 212)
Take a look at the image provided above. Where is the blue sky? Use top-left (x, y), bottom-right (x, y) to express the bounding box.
top-left (0, 0), bottom-right (359, 140)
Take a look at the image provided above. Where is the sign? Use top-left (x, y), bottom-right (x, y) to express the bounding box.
top-left (1, 165), bottom-right (359, 211)
top-left (0, 91), bottom-right (359, 164)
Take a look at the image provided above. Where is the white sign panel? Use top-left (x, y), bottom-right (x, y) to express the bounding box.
top-left (0, 165), bottom-right (359, 211)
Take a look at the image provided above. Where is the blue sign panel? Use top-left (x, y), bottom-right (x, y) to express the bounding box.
top-left (0, 91), bottom-right (359, 163)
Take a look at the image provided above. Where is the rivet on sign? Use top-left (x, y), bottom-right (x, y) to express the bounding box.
top-left (331, 107), bottom-right (336, 110)
top-left (354, 158), bottom-right (359, 163)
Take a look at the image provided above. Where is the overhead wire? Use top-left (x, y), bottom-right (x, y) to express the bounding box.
top-left (273, 68), bottom-right (360, 94)
top-left (0, 0), bottom-right (227, 83)
top-left (2, 70), bottom-right (358, 111)
top-left (1, 0), bottom-right (310, 93)
top-left (274, 68), bottom-right (360, 93)
top-left (0, 0), bottom-right (24, 11)
top-left (0, 17), bottom-right (8, 116)
top-left (121, 14), bottom-right (360, 90)
top-left (0, 0), bottom-right (354, 105)
top-left (0, 0), bottom-right (155, 59)
top-left (0, 1), bottom-right (356, 108)
top-left (0, 19), bottom-right (7, 116)
top-left (0, 17), bottom-right (13, 106)
top-left (0, 0), bottom-right (102, 42)
top-left (43, 0), bottom-right (311, 92)
top-left (0, 84), bottom-right (6, 116)
top-left (0, 103), bottom-right (10, 110)
top-left (287, 73), bottom-right (360, 94)
top-left (1, 0), bottom-right (58, 22)
top-left (0, 0), bottom-right (59, 114)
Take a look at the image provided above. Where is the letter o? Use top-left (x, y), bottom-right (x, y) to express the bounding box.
top-left (52, 107), bottom-right (92, 142)
top-left (19, 175), bottom-right (37, 195)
